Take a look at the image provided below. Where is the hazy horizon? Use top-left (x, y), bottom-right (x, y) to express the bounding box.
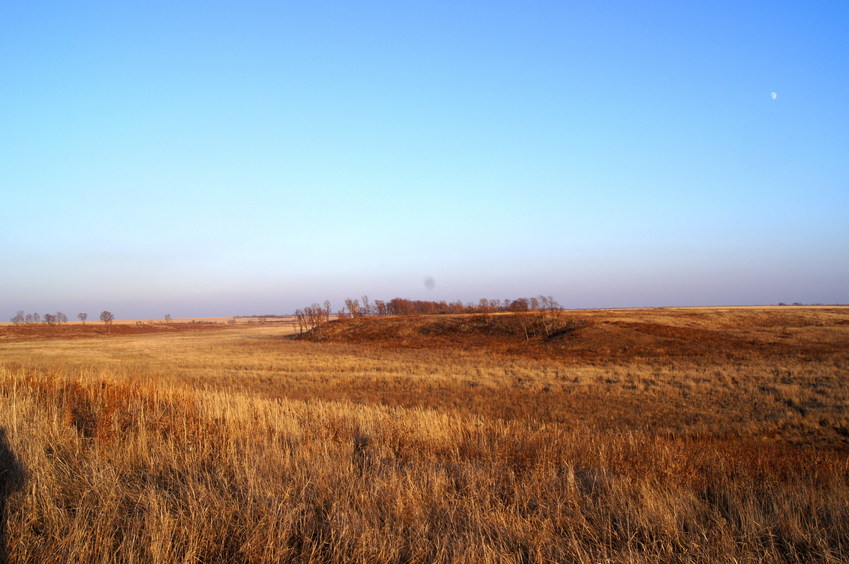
top-left (3, 2), bottom-right (848, 320)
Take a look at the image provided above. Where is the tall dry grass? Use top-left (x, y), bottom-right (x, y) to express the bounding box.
top-left (1, 308), bottom-right (848, 562)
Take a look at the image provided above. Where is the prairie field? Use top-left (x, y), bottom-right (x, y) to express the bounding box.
top-left (1, 306), bottom-right (848, 562)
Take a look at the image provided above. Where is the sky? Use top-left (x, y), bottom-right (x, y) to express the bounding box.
top-left (2, 1), bottom-right (848, 319)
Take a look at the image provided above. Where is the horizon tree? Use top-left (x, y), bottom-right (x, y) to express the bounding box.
top-left (294, 303), bottom-right (331, 333)
top-left (508, 298), bottom-right (530, 312)
top-left (78, 312), bottom-right (87, 325)
top-left (100, 311), bottom-right (114, 333)
top-left (374, 300), bottom-right (387, 316)
top-left (56, 312), bottom-right (68, 324)
top-left (294, 309), bottom-right (306, 333)
top-left (345, 298), bottom-right (361, 318)
top-left (539, 295), bottom-right (561, 312)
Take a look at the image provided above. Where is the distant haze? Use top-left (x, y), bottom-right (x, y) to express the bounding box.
top-left (2, 3), bottom-right (847, 319)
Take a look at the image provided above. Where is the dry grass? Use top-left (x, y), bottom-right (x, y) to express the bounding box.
top-left (1, 307), bottom-right (848, 562)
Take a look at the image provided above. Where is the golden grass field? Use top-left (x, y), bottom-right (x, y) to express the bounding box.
top-left (1, 306), bottom-right (848, 562)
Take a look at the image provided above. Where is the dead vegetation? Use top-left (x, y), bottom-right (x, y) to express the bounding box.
top-left (0, 307), bottom-right (848, 562)
top-left (0, 321), bottom-right (231, 342)
top-left (293, 311), bottom-right (583, 351)
top-left (294, 306), bottom-right (849, 362)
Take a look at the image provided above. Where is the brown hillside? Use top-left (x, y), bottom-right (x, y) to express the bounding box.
top-left (292, 307), bottom-right (849, 361)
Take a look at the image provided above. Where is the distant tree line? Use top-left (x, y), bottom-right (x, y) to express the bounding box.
top-left (337, 295), bottom-right (561, 318)
top-left (11, 311), bottom-right (66, 325)
top-left (10, 310), bottom-right (114, 327)
top-left (293, 295), bottom-right (561, 334)
top-left (234, 314), bottom-right (292, 319)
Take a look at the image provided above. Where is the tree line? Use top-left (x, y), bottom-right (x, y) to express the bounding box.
top-left (337, 295), bottom-right (561, 318)
top-left (294, 295), bottom-right (561, 334)
top-left (10, 311), bottom-right (114, 326)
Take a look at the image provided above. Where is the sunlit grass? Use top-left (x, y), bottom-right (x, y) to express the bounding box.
top-left (1, 307), bottom-right (847, 562)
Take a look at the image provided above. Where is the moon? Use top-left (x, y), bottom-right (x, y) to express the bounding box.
top-left (771, 92), bottom-right (778, 100)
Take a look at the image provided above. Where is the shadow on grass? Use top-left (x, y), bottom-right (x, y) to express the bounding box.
top-left (0, 429), bottom-right (24, 564)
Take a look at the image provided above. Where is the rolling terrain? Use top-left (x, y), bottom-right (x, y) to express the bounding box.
top-left (1, 307), bottom-right (847, 562)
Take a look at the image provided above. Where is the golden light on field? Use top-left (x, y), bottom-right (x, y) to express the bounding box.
top-left (1, 306), bottom-right (848, 561)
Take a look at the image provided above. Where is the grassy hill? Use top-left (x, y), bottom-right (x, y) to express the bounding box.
top-left (293, 307), bottom-right (849, 361)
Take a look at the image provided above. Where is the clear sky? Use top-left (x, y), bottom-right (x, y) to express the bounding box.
top-left (2, 1), bottom-right (848, 319)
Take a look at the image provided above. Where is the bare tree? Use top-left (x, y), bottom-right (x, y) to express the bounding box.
top-left (508, 298), bottom-right (530, 312)
top-left (374, 300), bottom-right (387, 316)
top-left (100, 311), bottom-right (114, 333)
top-left (294, 309), bottom-right (306, 333)
top-left (307, 303), bottom-right (328, 329)
top-left (78, 312), bottom-right (88, 325)
top-left (295, 303), bottom-right (331, 334)
top-left (361, 295), bottom-right (371, 316)
top-left (44, 313), bottom-right (57, 326)
top-left (11, 311), bottom-right (25, 325)
top-left (535, 296), bottom-right (563, 337)
top-left (345, 298), bottom-right (361, 318)
top-left (56, 312), bottom-right (68, 324)
top-left (32, 313), bottom-right (41, 324)
top-left (164, 314), bottom-right (173, 323)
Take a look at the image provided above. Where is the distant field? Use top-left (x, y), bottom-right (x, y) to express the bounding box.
top-left (1, 307), bottom-right (847, 562)
top-left (0, 317), bottom-right (297, 342)
top-left (0, 315), bottom-right (296, 327)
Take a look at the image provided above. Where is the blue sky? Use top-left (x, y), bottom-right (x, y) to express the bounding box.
top-left (2, 1), bottom-right (848, 319)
